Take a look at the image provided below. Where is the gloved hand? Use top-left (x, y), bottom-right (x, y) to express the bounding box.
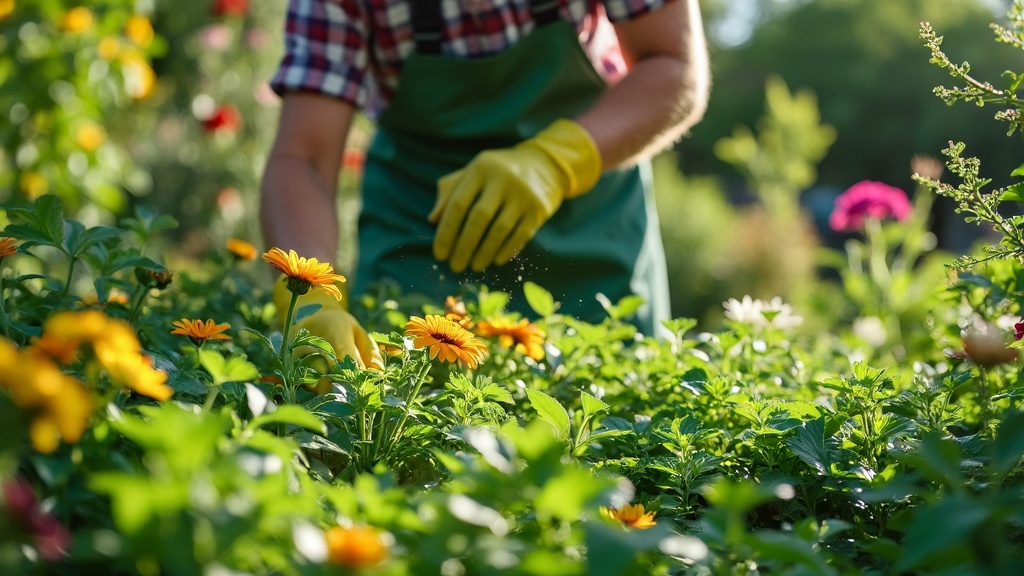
top-left (272, 276), bottom-right (384, 385)
top-left (429, 118), bottom-right (602, 273)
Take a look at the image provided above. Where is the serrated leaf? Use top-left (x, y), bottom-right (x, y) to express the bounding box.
top-left (526, 389), bottom-right (570, 443)
top-left (999, 182), bottom-right (1024, 202)
top-left (786, 417), bottom-right (832, 475)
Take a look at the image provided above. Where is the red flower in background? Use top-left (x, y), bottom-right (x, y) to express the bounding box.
top-left (211, 0), bottom-right (248, 17)
top-left (829, 180), bottom-right (912, 232)
top-left (2, 478), bottom-right (72, 561)
top-left (203, 105), bottom-right (241, 134)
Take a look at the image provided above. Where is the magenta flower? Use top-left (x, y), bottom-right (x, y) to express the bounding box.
top-left (1015, 321), bottom-right (1024, 341)
top-left (829, 180), bottom-right (912, 232)
top-left (2, 478), bottom-right (71, 561)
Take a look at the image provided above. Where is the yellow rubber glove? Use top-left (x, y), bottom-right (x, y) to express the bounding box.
top-left (429, 118), bottom-right (603, 273)
top-left (271, 276), bottom-right (384, 384)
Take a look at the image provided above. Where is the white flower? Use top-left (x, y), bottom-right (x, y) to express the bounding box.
top-left (852, 316), bottom-right (887, 348)
top-left (723, 295), bottom-right (803, 330)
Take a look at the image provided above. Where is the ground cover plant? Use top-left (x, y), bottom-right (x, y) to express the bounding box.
top-left (3, 3), bottom-right (1024, 576)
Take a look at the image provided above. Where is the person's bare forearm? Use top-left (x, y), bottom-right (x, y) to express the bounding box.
top-left (576, 0), bottom-right (710, 168)
top-left (259, 93), bottom-right (355, 267)
top-left (259, 154), bottom-right (340, 264)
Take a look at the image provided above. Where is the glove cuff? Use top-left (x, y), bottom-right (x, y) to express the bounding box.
top-left (520, 118), bottom-right (603, 199)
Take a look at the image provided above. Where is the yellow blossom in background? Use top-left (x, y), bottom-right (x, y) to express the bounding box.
top-left (171, 319), bottom-right (231, 346)
top-left (475, 317), bottom-right (545, 361)
top-left (601, 503), bottom-right (657, 529)
top-left (0, 0), bottom-right (14, 22)
top-left (19, 172), bottom-right (47, 199)
top-left (98, 37), bottom-right (121, 60)
top-left (75, 122), bottom-right (106, 152)
top-left (405, 315), bottom-right (488, 369)
top-left (59, 6), bottom-right (93, 33)
top-left (262, 247), bottom-right (346, 299)
top-left (443, 295), bottom-right (472, 328)
top-left (119, 51), bottom-right (155, 99)
top-left (325, 525), bottom-right (389, 569)
top-left (0, 236), bottom-right (17, 260)
top-left (0, 339), bottom-right (94, 453)
top-left (29, 333), bottom-right (81, 365)
top-left (96, 346), bottom-right (173, 401)
top-left (226, 238), bottom-right (257, 260)
top-left (43, 310), bottom-right (110, 344)
top-left (81, 290), bottom-right (130, 307)
top-left (125, 14), bottom-right (154, 47)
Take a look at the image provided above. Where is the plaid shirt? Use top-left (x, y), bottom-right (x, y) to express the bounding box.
top-left (270, 0), bottom-right (668, 116)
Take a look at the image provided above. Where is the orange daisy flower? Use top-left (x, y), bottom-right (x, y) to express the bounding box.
top-left (0, 236), bottom-right (18, 259)
top-left (261, 247), bottom-right (345, 299)
top-left (171, 319), bottom-right (231, 346)
top-left (600, 503), bottom-right (657, 530)
top-left (226, 238), bottom-right (257, 260)
top-left (475, 317), bottom-right (545, 361)
top-left (405, 315), bottom-right (488, 369)
top-left (443, 295), bottom-right (471, 327)
top-left (325, 525), bottom-right (389, 569)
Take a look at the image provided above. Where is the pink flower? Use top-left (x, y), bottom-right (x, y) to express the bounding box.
top-left (2, 478), bottom-right (72, 561)
top-left (829, 180), bottom-right (912, 232)
top-left (1014, 321), bottom-right (1024, 341)
top-left (198, 24), bottom-right (233, 51)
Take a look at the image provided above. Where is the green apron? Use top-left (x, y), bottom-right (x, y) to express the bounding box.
top-left (354, 0), bottom-right (670, 335)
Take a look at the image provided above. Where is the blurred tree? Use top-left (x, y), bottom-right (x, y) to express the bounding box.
top-left (686, 0), bottom-right (1023, 251)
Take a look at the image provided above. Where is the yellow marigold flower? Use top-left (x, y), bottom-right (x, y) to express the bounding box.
top-left (226, 238), bottom-right (257, 260)
top-left (29, 334), bottom-right (80, 365)
top-left (119, 51), bottom-right (155, 99)
top-left (0, 345), bottom-right (93, 453)
top-left (98, 37), bottom-right (120, 60)
top-left (0, 0), bottom-right (13, 22)
top-left (325, 525), bottom-right (389, 569)
top-left (94, 344), bottom-right (172, 401)
top-left (475, 317), bottom-right (545, 361)
top-left (59, 6), bottom-right (93, 33)
top-left (75, 122), bottom-right (106, 152)
top-left (125, 14), bottom-right (153, 47)
top-left (405, 315), bottom-right (488, 369)
top-left (19, 172), bottom-right (47, 199)
top-left (601, 503), bottom-right (657, 530)
top-left (0, 237), bottom-right (18, 259)
top-left (262, 247), bottom-right (346, 299)
top-left (43, 310), bottom-right (111, 344)
top-left (171, 319), bottom-right (231, 346)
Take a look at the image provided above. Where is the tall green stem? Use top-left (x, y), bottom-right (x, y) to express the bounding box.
top-left (0, 274), bottom-right (9, 341)
top-left (380, 359), bottom-right (432, 459)
top-left (279, 292), bottom-right (299, 401)
top-left (63, 256), bottom-right (77, 297)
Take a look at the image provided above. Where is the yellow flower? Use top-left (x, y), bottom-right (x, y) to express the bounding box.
top-left (29, 334), bottom-right (80, 365)
top-left (0, 0), bottom-right (14, 22)
top-left (19, 172), bottom-right (47, 199)
top-left (125, 14), bottom-right (153, 47)
top-left (0, 236), bottom-right (18, 259)
top-left (75, 122), bottom-right (106, 152)
top-left (98, 37), bottom-right (121, 60)
top-left (405, 315), bottom-right (488, 369)
top-left (94, 345), bottom-right (173, 401)
top-left (475, 317), bottom-right (545, 361)
top-left (119, 51), bottom-right (156, 99)
top-left (59, 6), bottom-right (93, 33)
top-left (600, 503), bottom-right (657, 530)
top-left (171, 319), bottom-right (231, 346)
top-left (0, 341), bottom-right (93, 454)
top-left (226, 238), bottom-right (257, 260)
top-left (262, 247), bottom-right (346, 299)
top-left (325, 525), bottom-right (389, 569)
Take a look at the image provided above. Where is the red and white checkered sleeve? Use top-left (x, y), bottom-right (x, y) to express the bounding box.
top-left (270, 0), bottom-right (372, 110)
top-left (602, 0), bottom-right (668, 22)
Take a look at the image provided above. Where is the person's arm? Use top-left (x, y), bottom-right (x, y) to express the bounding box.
top-left (576, 0), bottom-right (710, 168)
top-left (260, 92), bottom-right (356, 264)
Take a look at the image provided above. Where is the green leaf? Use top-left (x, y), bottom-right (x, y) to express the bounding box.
top-left (785, 417), bottom-right (832, 475)
top-left (999, 182), bottom-right (1024, 202)
top-left (992, 410), bottom-right (1024, 478)
top-left (199, 350), bottom-right (259, 386)
top-left (895, 493), bottom-right (988, 572)
top-left (1011, 161), bottom-right (1024, 178)
top-left (580, 392), bottom-right (609, 419)
top-left (523, 281), bottom-right (557, 317)
top-left (526, 389), bottom-right (571, 443)
top-left (293, 303), bottom-right (322, 324)
top-left (249, 405), bottom-right (326, 435)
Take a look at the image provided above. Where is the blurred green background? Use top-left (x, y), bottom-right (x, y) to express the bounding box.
top-left (1, 0), bottom-right (1019, 326)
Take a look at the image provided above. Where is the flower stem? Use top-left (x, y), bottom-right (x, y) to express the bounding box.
top-left (381, 358), bottom-right (432, 460)
top-left (279, 292), bottom-right (299, 400)
top-left (127, 283), bottom-right (148, 325)
top-left (0, 274), bottom-right (10, 341)
top-left (63, 257), bottom-right (77, 298)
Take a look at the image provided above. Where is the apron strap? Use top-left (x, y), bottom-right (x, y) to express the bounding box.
top-left (412, 1), bottom-right (564, 55)
top-left (411, 1), bottom-right (444, 55)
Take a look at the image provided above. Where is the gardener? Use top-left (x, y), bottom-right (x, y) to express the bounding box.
top-left (260, 0), bottom-right (710, 368)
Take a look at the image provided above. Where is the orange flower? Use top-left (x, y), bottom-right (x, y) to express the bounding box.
top-left (0, 237), bottom-right (18, 259)
top-left (601, 503), bottom-right (657, 530)
top-left (75, 122), bottom-right (105, 152)
top-left (325, 525), bottom-right (389, 569)
top-left (262, 247), bottom-right (346, 300)
top-left (0, 0), bottom-right (13, 22)
top-left (475, 317), bottom-right (545, 361)
top-left (171, 319), bottom-right (231, 346)
top-left (59, 6), bottom-right (93, 33)
top-left (405, 315), bottom-right (488, 369)
top-left (0, 339), bottom-right (93, 453)
top-left (125, 14), bottom-right (153, 47)
top-left (226, 238), bottom-right (257, 260)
